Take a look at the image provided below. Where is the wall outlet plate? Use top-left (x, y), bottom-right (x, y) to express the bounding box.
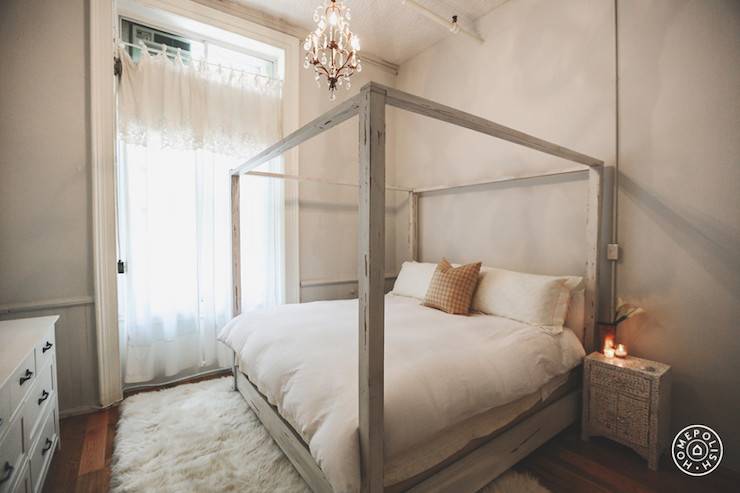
top-left (607, 243), bottom-right (620, 261)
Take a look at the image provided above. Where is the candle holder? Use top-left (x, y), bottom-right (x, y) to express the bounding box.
top-left (615, 344), bottom-right (628, 358)
top-left (604, 347), bottom-right (616, 358)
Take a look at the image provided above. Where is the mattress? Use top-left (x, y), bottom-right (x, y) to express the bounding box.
top-left (219, 294), bottom-right (585, 492)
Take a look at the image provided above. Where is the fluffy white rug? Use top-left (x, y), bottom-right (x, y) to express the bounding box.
top-left (111, 377), bottom-right (549, 493)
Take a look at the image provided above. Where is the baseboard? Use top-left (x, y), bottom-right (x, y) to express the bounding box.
top-left (123, 367), bottom-right (231, 396)
top-left (59, 405), bottom-right (105, 419)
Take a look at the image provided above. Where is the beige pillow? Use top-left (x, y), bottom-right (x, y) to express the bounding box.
top-left (423, 259), bottom-right (482, 315)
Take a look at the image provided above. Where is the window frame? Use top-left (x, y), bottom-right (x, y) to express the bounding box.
top-left (91, 0), bottom-right (300, 407)
top-left (116, 0), bottom-right (300, 304)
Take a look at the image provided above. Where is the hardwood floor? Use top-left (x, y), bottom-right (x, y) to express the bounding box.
top-left (512, 428), bottom-right (739, 493)
top-left (44, 406), bottom-right (117, 493)
top-left (43, 383), bottom-right (739, 493)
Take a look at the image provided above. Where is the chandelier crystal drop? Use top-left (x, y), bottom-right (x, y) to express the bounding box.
top-left (303, 0), bottom-right (361, 101)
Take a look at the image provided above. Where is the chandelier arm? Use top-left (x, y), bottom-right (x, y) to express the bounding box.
top-left (335, 50), bottom-right (357, 77)
top-left (315, 63), bottom-right (332, 78)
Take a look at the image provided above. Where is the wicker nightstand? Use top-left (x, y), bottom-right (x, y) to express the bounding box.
top-left (582, 352), bottom-right (672, 470)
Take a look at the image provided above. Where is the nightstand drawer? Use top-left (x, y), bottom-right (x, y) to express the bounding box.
top-left (617, 393), bottom-right (649, 447)
top-left (589, 386), bottom-right (617, 432)
top-left (591, 363), bottom-right (650, 398)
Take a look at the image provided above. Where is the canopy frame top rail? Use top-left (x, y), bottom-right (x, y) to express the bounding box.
top-left (231, 81), bottom-right (604, 178)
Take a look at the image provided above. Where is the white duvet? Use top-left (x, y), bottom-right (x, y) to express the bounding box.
top-left (218, 294), bottom-right (584, 492)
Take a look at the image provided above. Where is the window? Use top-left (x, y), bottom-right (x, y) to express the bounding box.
top-left (116, 17), bottom-right (287, 386)
top-left (120, 19), bottom-right (275, 76)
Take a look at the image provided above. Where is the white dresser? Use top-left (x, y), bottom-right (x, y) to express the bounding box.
top-left (0, 316), bottom-right (60, 493)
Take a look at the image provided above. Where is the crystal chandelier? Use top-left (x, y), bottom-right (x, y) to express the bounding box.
top-left (303, 0), bottom-right (362, 100)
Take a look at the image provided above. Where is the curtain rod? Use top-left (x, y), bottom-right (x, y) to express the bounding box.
top-left (118, 41), bottom-right (282, 83)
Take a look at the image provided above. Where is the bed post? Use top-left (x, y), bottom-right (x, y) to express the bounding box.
top-left (408, 191), bottom-right (419, 261)
top-left (358, 83), bottom-right (387, 493)
top-left (584, 165), bottom-right (603, 353)
top-left (231, 173), bottom-right (242, 390)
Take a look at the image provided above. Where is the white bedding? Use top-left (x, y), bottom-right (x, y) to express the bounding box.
top-left (218, 294), bottom-right (585, 492)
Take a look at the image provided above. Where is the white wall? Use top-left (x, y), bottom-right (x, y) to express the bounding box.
top-left (0, 0), bottom-right (100, 415)
top-left (395, 0), bottom-right (614, 283)
top-left (616, 0), bottom-right (740, 470)
top-left (0, 0), bottom-right (94, 302)
top-left (298, 66), bottom-right (399, 302)
top-left (396, 0), bottom-right (740, 471)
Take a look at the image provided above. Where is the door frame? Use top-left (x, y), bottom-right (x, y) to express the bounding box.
top-left (90, 0), bottom-right (121, 407)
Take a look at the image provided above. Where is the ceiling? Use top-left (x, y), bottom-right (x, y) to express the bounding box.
top-left (232, 0), bottom-right (509, 65)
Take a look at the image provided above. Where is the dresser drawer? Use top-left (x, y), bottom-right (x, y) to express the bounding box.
top-left (591, 363), bottom-right (650, 399)
top-left (0, 383), bottom-right (10, 442)
top-left (8, 355), bottom-right (36, 417)
top-left (0, 415), bottom-right (23, 493)
top-left (34, 328), bottom-right (55, 374)
top-left (28, 409), bottom-right (56, 493)
top-left (8, 460), bottom-right (28, 493)
top-left (21, 365), bottom-right (54, 452)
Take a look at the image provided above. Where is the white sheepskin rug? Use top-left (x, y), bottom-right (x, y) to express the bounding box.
top-left (111, 377), bottom-right (549, 493)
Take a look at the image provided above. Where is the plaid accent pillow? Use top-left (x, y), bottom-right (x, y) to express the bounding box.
top-left (423, 259), bottom-right (482, 315)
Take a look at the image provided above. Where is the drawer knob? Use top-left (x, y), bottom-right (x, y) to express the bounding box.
top-left (42, 341), bottom-right (54, 353)
top-left (0, 462), bottom-right (13, 484)
top-left (38, 389), bottom-right (50, 405)
top-left (19, 368), bottom-right (33, 385)
top-left (41, 438), bottom-right (53, 455)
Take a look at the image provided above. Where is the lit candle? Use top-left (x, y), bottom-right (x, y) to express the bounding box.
top-left (604, 347), bottom-right (616, 358)
top-left (604, 334), bottom-right (615, 350)
top-left (615, 344), bottom-right (628, 358)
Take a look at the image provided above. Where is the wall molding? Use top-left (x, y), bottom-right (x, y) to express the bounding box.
top-left (0, 296), bottom-right (94, 315)
top-left (90, 0), bottom-right (124, 407)
top-left (300, 274), bottom-right (397, 288)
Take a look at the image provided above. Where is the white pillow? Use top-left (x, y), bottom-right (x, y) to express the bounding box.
top-left (391, 261), bottom-right (438, 299)
top-left (471, 267), bottom-right (583, 334)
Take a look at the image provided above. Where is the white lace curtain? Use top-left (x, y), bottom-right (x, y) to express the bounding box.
top-left (117, 48), bottom-right (284, 385)
top-left (118, 48), bottom-right (282, 157)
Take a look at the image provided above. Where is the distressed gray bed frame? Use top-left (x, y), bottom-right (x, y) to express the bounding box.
top-left (228, 82), bottom-right (603, 492)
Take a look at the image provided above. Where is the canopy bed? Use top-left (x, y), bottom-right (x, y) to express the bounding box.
top-left (221, 82), bottom-right (604, 493)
